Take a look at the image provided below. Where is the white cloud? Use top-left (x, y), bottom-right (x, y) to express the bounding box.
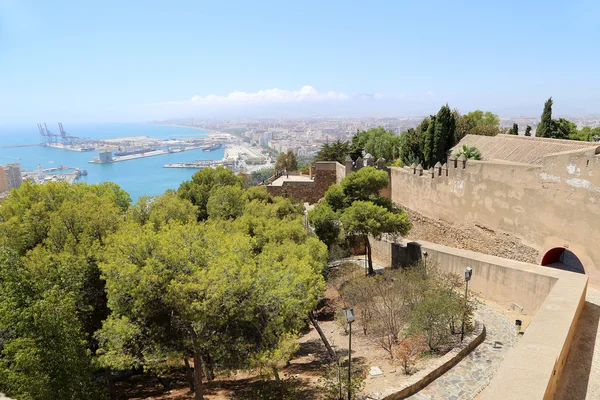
top-left (168, 86), bottom-right (350, 107)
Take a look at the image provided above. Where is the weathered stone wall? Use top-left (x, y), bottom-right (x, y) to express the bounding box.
top-left (266, 162), bottom-right (345, 204)
top-left (389, 149), bottom-right (600, 282)
top-left (368, 238), bottom-right (588, 400)
top-left (403, 208), bottom-right (538, 263)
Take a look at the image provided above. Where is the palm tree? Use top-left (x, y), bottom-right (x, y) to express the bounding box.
top-left (454, 144), bottom-right (481, 160)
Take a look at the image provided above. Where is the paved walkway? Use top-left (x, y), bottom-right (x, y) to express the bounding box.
top-left (408, 303), bottom-right (518, 400)
top-left (555, 287), bottom-right (600, 400)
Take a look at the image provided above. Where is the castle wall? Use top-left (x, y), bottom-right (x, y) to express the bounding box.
top-left (266, 161), bottom-right (345, 204)
top-left (390, 149), bottom-right (600, 282)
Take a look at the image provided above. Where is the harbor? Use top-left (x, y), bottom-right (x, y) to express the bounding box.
top-left (0, 124), bottom-right (273, 200)
top-left (164, 160), bottom-right (235, 169)
top-left (21, 164), bottom-right (87, 185)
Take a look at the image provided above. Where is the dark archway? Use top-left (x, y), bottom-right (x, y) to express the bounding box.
top-left (541, 247), bottom-right (585, 274)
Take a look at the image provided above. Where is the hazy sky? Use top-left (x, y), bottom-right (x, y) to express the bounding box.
top-left (1, 0), bottom-right (599, 124)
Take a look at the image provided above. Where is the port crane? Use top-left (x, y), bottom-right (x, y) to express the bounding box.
top-left (58, 123), bottom-right (78, 145)
top-left (37, 123), bottom-right (47, 142)
top-left (39, 123), bottom-right (61, 144)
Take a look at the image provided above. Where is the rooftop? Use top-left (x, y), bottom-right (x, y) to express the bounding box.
top-left (268, 175), bottom-right (313, 186)
top-left (453, 134), bottom-right (600, 165)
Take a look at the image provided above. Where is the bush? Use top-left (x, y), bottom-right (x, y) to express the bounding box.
top-left (319, 362), bottom-right (365, 400)
top-left (394, 334), bottom-right (428, 374)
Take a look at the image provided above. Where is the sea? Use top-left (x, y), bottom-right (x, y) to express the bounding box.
top-left (0, 123), bottom-right (224, 201)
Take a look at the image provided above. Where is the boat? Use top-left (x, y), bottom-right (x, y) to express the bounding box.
top-left (114, 147), bottom-right (156, 157)
top-left (203, 143), bottom-right (223, 152)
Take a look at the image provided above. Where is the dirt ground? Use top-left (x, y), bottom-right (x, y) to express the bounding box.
top-left (118, 285), bottom-right (452, 399)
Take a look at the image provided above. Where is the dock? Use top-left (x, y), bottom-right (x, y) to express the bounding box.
top-left (89, 147), bottom-right (204, 164)
top-left (163, 160), bottom-right (235, 169)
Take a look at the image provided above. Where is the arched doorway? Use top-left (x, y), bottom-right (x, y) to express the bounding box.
top-left (541, 247), bottom-right (585, 274)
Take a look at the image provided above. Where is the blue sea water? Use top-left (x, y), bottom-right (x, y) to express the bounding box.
top-left (0, 123), bottom-right (223, 201)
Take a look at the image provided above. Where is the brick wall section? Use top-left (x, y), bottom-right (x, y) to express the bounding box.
top-left (266, 162), bottom-right (343, 204)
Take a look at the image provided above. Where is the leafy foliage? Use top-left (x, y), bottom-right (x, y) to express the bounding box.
top-left (177, 166), bottom-right (242, 220)
top-left (308, 202), bottom-right (341, 248)
top-left (315, 140), bottom-right (352, 164)
top-left (318, 362), bottom-right (365, 400)
top-left (0, 181), bottom-right (131, 400)
top-left (536, 97), bottom-right (554, 138)
top-left (97, 196), bottom-right (327, 397)
top-left (395, 335), bottom-right (428, 374)
top-left (453, 144), bottom-right (481, 160)
top-left (207, 185), bottom-right (247, 219)
top-left (275, 151), bottom-right (298, 171)
top-left (509, 123), bottom-right (519, 135)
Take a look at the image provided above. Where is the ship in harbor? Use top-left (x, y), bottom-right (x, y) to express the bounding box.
top-left (203, 142), bottom-right (223, 152)
top-left (114, 147), bottom-right (157, 157)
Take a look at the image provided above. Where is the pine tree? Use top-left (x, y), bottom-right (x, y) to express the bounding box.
top-left (537, 97), bottom-right (553, 137)
top-left (510, 123), bottom-right (519, 135)
top-left (525, 125), bottom-right (532, 136)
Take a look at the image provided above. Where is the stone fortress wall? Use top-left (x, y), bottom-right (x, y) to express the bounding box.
top-left (389, 147), bottom-right (600, 284)
top-left (269, 136), bottom-right (600, 284)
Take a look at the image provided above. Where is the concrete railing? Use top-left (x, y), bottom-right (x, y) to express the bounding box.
top-left (369, 238), bottom-right (588, 400)
top-left (378, 323), bottom-right (486, 400)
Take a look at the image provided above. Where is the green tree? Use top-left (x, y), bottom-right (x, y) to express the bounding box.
top-left (275, 151), bottom-right (298, 171)
top-left (207, 185), bottom-right (247, 219)
top-left (432, 104), bottom-right (456, 167)
top-left (537, 97), bottom-right (554, 138)
top-left (422, 117), bottom-right (436, 167)
top-left (340, 167), bottom-right (389, 204)
top-left (177, 166), bottom-right (242, 220)
top-left (315, 140), bottom-right (351, 164)
top-left (0, 248), bottom-right (101, 400)
top-left (128, 192), bottom-right (198, 230)
top-left (398, 128), bottom-right (423, 166)
top-left (340, 201), bottom-right (411, 275)
top-left (250, 168), bottom-right (275, 186)
top-left (455, 110), bottom-right (501, 139)
top-left (525, 125), bottom-right (532, 136)
top-left (509, 123), bottom-right (519, 135)
top-left (308, 202), bottom-right (341, 248)
top-left (98, 206), bottom-right (326, 400)
top-left (554, 118), bottom-right (578, 140)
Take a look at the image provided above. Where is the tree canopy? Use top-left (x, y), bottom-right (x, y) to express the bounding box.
top-left (275, 151), bottom-right (298, 171)
top-left (314, 140), bottom-right (352, 164)
top-left (0, 177), bottom-right (328, 400)
top-left (310, 166), bottom-right (411, 275)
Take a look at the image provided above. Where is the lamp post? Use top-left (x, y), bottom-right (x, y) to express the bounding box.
top-left (461, 267), bottom-right (473, 342)
top-left (343, 308), bottom-right (355, 400)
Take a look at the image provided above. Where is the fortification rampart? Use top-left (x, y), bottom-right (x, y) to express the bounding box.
top-left (368, 237), bottom-right (588, 400)
top-left (389, 149), bottom-right (600, 282)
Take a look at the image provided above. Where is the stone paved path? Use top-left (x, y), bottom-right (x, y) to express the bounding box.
top-left (407, 303), bottom-right (518, 400)
top-left (555, 287), bottom-right (600, 400)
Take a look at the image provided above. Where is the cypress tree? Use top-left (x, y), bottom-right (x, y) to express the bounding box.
top-left (432, 104), bottom-right (455, 167)
top-left (510, 123), bottom-right (519, 135)
top-left (422, 117), bottom-right (436, 167)
top-left (537, 97), bottom-right (553, 137)
top-left (525, 125), bottom-right (532, 136)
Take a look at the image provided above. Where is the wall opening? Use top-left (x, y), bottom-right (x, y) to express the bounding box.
top-left (541, 247), bottom-right (585, 274)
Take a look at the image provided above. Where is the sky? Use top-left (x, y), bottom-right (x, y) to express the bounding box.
top-left (1, 0), bottom-right (599, 124)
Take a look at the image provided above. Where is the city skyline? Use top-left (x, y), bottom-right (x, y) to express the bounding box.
top-left (1, 0), bottom-right (600, 123)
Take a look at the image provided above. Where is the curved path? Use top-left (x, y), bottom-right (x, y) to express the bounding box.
top-left (408, 303), bottom-right (518, 400)
top-left (555, 287), bottom-right (600, 400)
